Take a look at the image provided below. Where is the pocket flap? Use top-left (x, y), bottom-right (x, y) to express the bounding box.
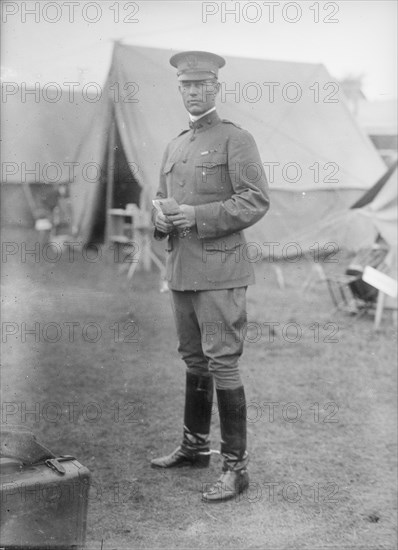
top-left (203, 233), bottom-right (242, 252)
top-left (163, 160), bottom-right (175, 174)
top-left (195, 153), bottom-right (227, 168)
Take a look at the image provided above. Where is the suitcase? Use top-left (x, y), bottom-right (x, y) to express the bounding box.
top-left (0, 454), bottom-right (90, 550)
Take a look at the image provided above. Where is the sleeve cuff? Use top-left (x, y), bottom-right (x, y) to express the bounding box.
top-left (194, 203), bottom-right (221, 239)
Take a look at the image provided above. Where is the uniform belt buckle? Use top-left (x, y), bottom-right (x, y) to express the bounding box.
top-left (179, 228), bottom-right (191, 238)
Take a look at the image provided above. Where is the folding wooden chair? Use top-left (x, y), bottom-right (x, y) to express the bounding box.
top-left (325, 243), bottom-right (389, 318)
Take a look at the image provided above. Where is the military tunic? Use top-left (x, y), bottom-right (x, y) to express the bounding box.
top-left (154, 110), bottom-right (270, 291)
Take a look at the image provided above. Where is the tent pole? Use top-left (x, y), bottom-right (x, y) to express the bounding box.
top-left (105, 118), bottom-right (116, 244)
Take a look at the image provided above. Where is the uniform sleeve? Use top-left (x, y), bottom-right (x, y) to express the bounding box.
top-left (194, 130), bottom-right (270, 239)
top-left (152, 146), bottom-right (170, 240)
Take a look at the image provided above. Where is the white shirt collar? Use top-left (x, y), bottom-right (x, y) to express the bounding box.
top-left (189, 107), bottom-right (216, 122)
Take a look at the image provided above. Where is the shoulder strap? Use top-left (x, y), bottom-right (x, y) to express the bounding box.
top-left (221, 119), bottom-right (242, 129)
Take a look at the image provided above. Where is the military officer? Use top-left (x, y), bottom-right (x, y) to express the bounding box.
top-left (151, 51), bottom-right (270, 502)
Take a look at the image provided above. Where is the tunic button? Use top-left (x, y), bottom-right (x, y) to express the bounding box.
top-left (182, 159), bottom-right (187, 163)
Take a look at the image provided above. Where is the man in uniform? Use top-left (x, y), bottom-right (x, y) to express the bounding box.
top-left (151, 51), bottom-right (270, 502)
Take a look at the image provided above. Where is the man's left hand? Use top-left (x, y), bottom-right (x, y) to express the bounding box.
top-left (167, 204), bottom-right (196, 228)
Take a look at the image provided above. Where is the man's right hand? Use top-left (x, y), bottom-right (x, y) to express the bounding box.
top-left (155, 212), bottom-right (174, 233)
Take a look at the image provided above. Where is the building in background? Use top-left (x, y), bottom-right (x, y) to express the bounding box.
top-left (340, 76), bottom-right (397, 166)
top-left (358, 99), bottom-right (398, 166)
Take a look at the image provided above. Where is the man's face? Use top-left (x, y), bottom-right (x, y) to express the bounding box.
top-left (178, 79), bottom-right (220, 116)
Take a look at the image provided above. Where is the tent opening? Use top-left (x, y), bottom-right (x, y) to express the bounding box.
top-left (89, 122), bottom-right (142, 243)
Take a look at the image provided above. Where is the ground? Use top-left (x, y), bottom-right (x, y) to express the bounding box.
top-left (1, 227), bottom-right (397, 550)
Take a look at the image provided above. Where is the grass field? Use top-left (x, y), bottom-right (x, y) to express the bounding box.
top-left (2, 227), bottom-right (397, 549)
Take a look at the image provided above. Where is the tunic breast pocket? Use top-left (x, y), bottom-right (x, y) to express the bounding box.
top-left (195, 153), bottom-right (228, 194)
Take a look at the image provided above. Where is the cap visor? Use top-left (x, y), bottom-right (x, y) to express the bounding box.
top-left (177, 72), bottom-right (217, 81)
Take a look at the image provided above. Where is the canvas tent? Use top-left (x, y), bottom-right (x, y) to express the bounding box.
top-left (353, 164), bottom-right (397, 260)
top-left (3, 43), bottom-right (387, 256)
top-left (70, 43), bottom-right (386, 251)
top-left (280, 161), bottom-right (398, 257)
top-left (1, 88), bottom-right (98, 226)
